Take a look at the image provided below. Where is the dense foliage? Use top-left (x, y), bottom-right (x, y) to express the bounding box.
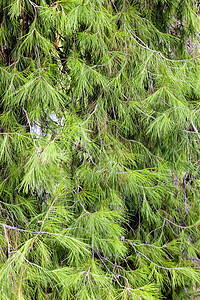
top-left (1, 0), bottom-right (200, 299)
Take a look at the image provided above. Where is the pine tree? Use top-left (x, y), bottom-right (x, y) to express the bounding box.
top-left (1, 0), bottom-right (200, 299)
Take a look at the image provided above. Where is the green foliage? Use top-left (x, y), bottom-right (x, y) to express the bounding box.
top-left (0, 0), bottom-right (200, 299)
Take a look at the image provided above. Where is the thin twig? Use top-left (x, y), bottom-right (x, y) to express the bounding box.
top-left (80, 104), bottom-right (98, 126)
top-left (22, 107), bottom-right (38, 150)
top-left (191, 121), bottom-right (200, 140)
top-left (3, 225), bottom-right (10, 258)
